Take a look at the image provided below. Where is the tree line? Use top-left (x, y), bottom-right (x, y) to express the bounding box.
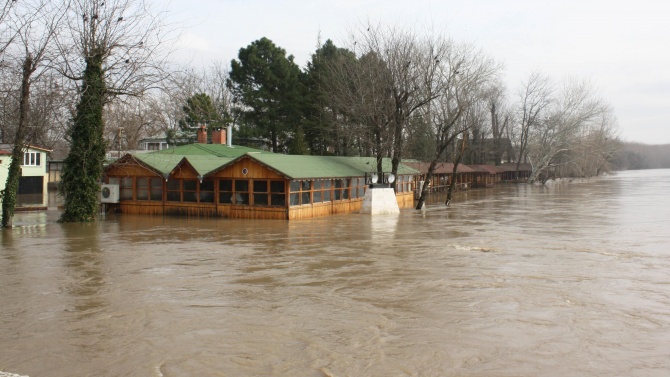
top-left (0, 0), bottom-right (622, 225)
top-left (614, 142), bottom-right (670, 170)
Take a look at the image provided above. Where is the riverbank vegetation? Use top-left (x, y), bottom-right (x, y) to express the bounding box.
top-left (0, 0), bottom-right (649, 223)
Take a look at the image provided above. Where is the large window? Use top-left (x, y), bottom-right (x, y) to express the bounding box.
top-left (22, 152), bottom-right (41, 166)
top-left (182, 180), bottom-right (197, 202)
top-left (166, 179), bottom-right (198, 202)
top-left (289, 180), bottom-right (311, 206)
top-left (136, 177), bottom-right (163, 201)
top-left (199, 179), bottom-right (215, 203)
top-left (120, 177), bottom-right (133, 200)
top-left (350, 178), bottom-right (366, 199)
top-left (313, 180), bottom-right (322, 203)
top-left (253, 180), bottom-right (285, 207)
top-left (401, 175), bottom-right (414, 193)
top-left (219, 179), bottom-right (285, 207)
top-left (334, 179), bottom-right (349, 201)
top-left (218, 179), bottom-right (249, 205)
top-left (289, 178), bottom-right (360, 206)
top-left (270, 181), bottom-right (286, 206)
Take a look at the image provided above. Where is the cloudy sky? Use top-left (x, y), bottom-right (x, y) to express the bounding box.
top-left (164, 0), bottom-right (670, 145)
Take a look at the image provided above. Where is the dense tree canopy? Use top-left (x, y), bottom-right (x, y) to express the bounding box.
top-left (228, 37), bottom-right (305, 153)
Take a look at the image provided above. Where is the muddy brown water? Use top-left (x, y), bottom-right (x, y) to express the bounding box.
top-left (1, 169), bottom-right (670, 377)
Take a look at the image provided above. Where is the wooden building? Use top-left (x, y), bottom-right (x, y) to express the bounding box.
top-left (497, 163), bottom-right (532, 181)
top-left (404, 161), bottom-right (476, 193)
top-left (469, 165), bottom-right (505, 187)
top-left (102, 143), bottom-right (418, 220)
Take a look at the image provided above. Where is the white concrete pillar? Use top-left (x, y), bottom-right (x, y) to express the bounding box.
top-left (360, 187), bottom-right (400, 215)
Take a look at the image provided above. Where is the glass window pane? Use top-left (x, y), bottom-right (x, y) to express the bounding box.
top-left (200, 180), bottom-right (214, 191)
top-left (289, 193), bottom-right (300, 206)
top-left (121, 189), bottom-right (133, 200)
top-left (121, 177), bottom-right (133, 188)
top-left (254, 180), bottom-right (268, 193)
top-left (234, 192), bottom-right (249, 205)
top-left (219, 192), bottom-right (233, 204)
top-left (334, 189), bottom-right (341, 201)
top-left (108, 177), bottom-right (119, 185)
top-left (323, 180), bottom-right (331, 189)
top-left (183, 191), bottom-right (197, 202)
top-left (313, 191), bottom-right (321, 203)
top-left (290, 181), bottom-right (300, 192)
top-left (150, 188), bottom-right (162, 201)
top-left (150, 177), bottom-right (162, 189)
top-left (270, 181), bottom-right (284, 193)
top-left (324, 190), bottom-right (331, 202)
top-left (183, 180), bottom-right (197, 191)
top-left (199, 191), bottom-right (214, 203)
top-left (220, 179), bottom-right (232, 191)
top-left (167, 191), bottom-right (180, 202)
top-left (313, 180), bottom-right (323, 190)
top-left (36, 153), bottom-right (40, 166)
top-left (271, 194), bottom-right (285, 206)
top-left (254, 193), bottom-right (268, 206)
top-left (301, 181), bottom-right (311, 191)
top-left (235, 180), bottom-right (249, 192)
top-left (167, 180), bottom-right (180, 190)
top-left (301, 192), bottom-right (311, 204)
top-left (137, 189), bottom-right (148, 200)
top-left (137, 177), bottom-right (148, 189)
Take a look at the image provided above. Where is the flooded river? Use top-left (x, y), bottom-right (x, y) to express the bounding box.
top-left (1, 169), bottom-right (669, 377)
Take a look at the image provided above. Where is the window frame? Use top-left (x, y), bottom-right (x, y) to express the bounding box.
top-left (22, 151), bottom-right (41, 166)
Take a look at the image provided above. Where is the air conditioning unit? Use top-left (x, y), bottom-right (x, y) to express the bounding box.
top-left (100, 184), bottom-right (120, 203)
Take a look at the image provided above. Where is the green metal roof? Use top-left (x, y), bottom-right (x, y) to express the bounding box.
top-left (126, 143), bottom-right (419, 179)
top-left (134, 152), bottom-right (235, 176)
top-left (133, 153), bottom-right (184, 175)
top-left (153, 143), bottom-right (268, 158)
top-left (246, 154), bottom-right (419, 179)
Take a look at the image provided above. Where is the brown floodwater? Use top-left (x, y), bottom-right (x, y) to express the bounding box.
top-left (1, 169), bottom-right (670, 377)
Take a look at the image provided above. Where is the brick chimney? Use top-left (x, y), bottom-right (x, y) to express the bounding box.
top-left (212, 128), bottom-right (227, 145)
top-left (197, 125), bottom-right (207, 144)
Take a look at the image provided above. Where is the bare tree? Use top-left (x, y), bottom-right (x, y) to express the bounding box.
top-left (0, 0), bottom-right (20, 57)
top-left (526, 78), bottom-right (614, 183)
top-left (2, 0), bottom-right (65, 228)
top-left (487, 82), bottom-right (511, 165)
top-left (570, 110), bottom-right (619, 177)
top-left (353, 22), bottom-right (451, 182)
top-left (513, 71), bottom-right (553, 179)
top-left (415, 42), bottom-right (500, 209)
top-left (57, 0), bottom-right (174, 222)
top-left (320, 42), bottom-right (394, 171)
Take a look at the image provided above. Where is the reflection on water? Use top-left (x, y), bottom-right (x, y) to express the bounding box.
top-left (1, 170), bottom-right (670, 376)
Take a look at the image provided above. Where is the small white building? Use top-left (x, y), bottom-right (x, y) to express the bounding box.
top-left (0, 144), bottom-right (52, 209)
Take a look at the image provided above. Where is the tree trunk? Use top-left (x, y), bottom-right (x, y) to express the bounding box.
top-left (59, 52), bottom-right (107, 222)
top-left (446, 135), bottom-right (468, 206)
top-left (415, 144), bottom-right (448, 209)
top-left (2, 56), bottom-right (34, 228)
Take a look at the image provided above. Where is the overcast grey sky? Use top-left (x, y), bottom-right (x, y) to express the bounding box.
top-left (165, 0), bottom-right (670, 145)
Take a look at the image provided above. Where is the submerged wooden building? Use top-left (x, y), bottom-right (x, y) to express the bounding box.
top-left (102, 143), bottom-right (419, 220)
